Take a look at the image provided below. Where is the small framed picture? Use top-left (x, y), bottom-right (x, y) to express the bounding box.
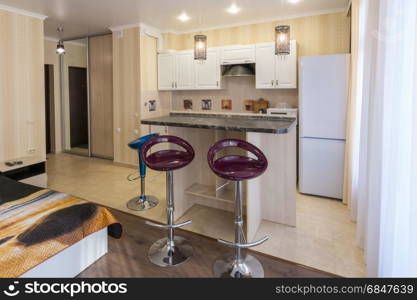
top-left (221, 99), bottom-right (232, 110)
top-left (184, 99), bottom-right (193, 110)
top-left (202, 99), bottom-right (212, 110)
top-left (244, 100), bottom-right (255, 112)
top-left (148, 100), bottom-right (157, 112)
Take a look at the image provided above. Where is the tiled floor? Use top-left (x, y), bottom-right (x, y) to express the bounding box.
top-left (46, 153), bottom-right (366, 277)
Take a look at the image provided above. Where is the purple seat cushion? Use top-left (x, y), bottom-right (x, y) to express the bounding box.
top-left (141, 136), bottom-right (195, 172)
top-left (145, 150), bottom-right (194, 171)
top-left (212, 156), bottom-right (267, 181)
top-left (207, 139), bottom-right (268, 181)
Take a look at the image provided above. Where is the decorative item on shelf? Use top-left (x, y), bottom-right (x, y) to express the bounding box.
top-left (148, 100), bottom-right (157, 112)
top-left (183, 99), bottom-right (193, 110)
top-left (253, 98), bottom-right (270, 114)
top-left (244, 100), bottom-right (255, 112)
top-left (275, 25), bottom-right (290, 55)
top-left (221, 99), bottom-right (232, 111)
top-left (201, 99), bottom-right (212, 110)
top-left (194, 35), bottom-right (207, 60)
top-left (56, 27), bottom-right (65, 55)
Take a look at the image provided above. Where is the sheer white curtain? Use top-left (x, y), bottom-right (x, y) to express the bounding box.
top-left (345, 0), bottom-right (417, 277)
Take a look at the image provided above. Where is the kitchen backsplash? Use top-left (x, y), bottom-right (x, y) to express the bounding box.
top-left (171, 77), bottom-right (298, 113)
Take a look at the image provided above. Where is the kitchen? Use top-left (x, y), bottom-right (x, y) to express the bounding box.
top-left (135, 4), bottom-right (357, 276)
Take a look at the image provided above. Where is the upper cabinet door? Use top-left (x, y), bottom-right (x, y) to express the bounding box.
top-left (175, 51), bottom-right (195, 90)
top-left (221, 45), bottom-right (255, 65)
top-left (195, 49), bottom-right (221, 90)
top-left (158, 53), bottom-right (175, 90)
top-left (276, 40), bottom-right (297, 89)
top-left (174, 51), bottom-right (195, 90)
top-left (255, 43), bottom-right (276, 89)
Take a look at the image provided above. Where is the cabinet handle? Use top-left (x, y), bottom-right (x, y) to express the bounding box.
top-left (217, 81), bottom-right (219, 87)
top-left (276, 80), bottom-right (279, 86)
top-left (271, 80), bottom-right (274, 86)
top-left (175, 82), bottom-right (177, 88)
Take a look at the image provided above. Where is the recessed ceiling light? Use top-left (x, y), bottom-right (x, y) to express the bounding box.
top-left (178, 12), bottom-right (190, 22)
top-left (227, 3), bottom-right (241, 14)
top-left (287, 0), bottom-right (300, 4)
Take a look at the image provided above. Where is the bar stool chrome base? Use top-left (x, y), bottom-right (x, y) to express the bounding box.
top-left (148, 236), bottom-right (193, 267)
top-left (213, 253), bottom-right (264, 278)
top-left (126, 195), bottom-right (159, 211)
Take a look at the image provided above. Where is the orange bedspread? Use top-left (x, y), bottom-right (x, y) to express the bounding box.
top-left (0, 189), bottom-right (121, 277)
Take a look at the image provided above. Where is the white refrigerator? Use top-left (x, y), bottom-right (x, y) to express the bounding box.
top-left (299, 54), bottom-right (350, 199)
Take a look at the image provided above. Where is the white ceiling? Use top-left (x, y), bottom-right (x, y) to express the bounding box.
top-left (0, 0), bottom-right (349, 40)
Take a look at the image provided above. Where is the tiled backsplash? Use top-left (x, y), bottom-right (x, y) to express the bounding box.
top-left (171, 77), bottom-right (298, 113)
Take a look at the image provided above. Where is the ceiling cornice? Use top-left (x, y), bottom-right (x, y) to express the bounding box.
top-left (0, 4), bottom-right (47, 20)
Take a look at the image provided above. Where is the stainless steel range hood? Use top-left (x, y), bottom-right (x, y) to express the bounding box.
top-left (222, 64), bottom-right (255, 77)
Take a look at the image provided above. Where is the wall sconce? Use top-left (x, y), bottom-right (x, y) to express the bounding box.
top-left (275, 25), bottom-right (290, 55)
top-left (194, 35), bottom-right (207, 60)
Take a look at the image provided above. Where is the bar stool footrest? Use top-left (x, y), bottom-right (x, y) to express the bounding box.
top-left (145, 220), bottom-right (192, 230)
top-left (217, 236), bottom-right (269, 249)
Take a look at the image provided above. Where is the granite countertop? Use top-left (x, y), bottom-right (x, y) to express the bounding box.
top-left (141, 113), bottom-right (296, 134)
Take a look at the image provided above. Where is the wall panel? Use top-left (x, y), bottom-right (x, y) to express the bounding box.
top-left (0, 9), bottom-right (45, 163)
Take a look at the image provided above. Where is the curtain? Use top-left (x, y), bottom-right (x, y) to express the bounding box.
top-left (344, 0), bottom-right (417, 277)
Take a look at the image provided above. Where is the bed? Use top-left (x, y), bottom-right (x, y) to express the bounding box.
top-left (0, 175), bottom-right (122, 278)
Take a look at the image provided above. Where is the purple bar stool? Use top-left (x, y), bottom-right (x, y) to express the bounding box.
top-left (208, 139), bottom-right (269, 278)
top-left (141, 136), bottom-right (194, 267)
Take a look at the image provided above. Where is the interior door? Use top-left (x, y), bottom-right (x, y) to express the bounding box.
top-left (158, 53), bottom-right (175, 90)
top-left (195, 49), bottom-right (220, 89)
top-left (175, 51), bottom-right (195, 90)
top-left (255, 43), bottom-right (275, 89)
top-left (89, 34), bottom-right (114, 159)
top-left (44, 65), bottom-right (51, 154)
top-left (276, 40), bottom-right (297, 89)
top-left (68, 67), bottom-right (88, 148)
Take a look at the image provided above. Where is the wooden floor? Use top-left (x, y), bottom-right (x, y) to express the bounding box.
top-left (79, 210), bottom-right (334, 278)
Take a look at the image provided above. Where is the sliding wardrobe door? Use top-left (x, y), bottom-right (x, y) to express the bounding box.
top-left (89, 35), bottom-right (114, 159)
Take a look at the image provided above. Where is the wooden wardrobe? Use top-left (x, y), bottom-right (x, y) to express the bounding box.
top-left (89, 34), bottom-right (114, 159)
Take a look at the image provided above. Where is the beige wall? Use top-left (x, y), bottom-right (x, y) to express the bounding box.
top-left (0, 9), bottom-right (45, 163)
top-left (163, 12), bottom-right (351, 56)
top-left (113, 28), bottom-right (141, 165)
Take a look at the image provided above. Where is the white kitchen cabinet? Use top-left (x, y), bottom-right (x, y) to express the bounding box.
top-left (158, 53), bottom-right (175, 90)
top-left (221, 45), bottom-right (255, 65)
top-left (255, 43), bottom-right (276, 89)
top-left (276, 40), bottom-right (297, 88)
top-left (175, 51), bottom-right (195, 90)
top-left (255, 41), bottom-right (297, 89)
top-left (195, 49), bottom-right (221, 89)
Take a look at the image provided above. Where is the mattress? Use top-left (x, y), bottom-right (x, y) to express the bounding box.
top-left (0, 175), bottom-right (122, 277)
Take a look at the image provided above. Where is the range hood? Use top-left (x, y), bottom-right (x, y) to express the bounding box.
top-left (222, 64), bottom-right (255, 77)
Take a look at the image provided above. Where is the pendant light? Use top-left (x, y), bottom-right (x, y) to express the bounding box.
top-left (194, 35), bottom-right (207, 60)
top-left (56, 27), bottom-right (65, 55)
top-left (194, 1), bottom-right (207, 60)
top-left (275, 25), bottom-right (290, 55)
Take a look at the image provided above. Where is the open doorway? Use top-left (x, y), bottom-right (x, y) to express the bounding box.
top-left (44, 64), bottom-right (55, 154)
